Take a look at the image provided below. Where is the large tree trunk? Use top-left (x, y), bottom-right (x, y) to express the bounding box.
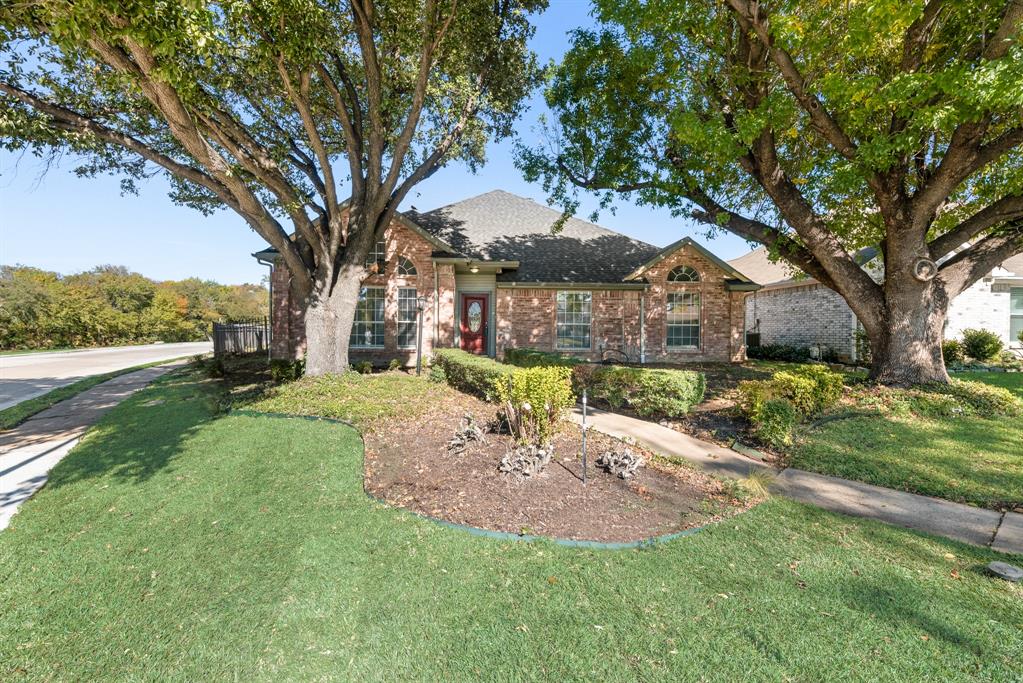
top-left (303, 268), bottom-right (364, 376)
top-left (866, 275), bottom-right (950, 386)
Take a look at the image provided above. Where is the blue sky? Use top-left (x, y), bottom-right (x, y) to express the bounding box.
top-left (0, 1), bottom-right (753, 285)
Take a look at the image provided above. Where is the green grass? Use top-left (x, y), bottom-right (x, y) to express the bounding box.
top-left (0, 356), bottom-right (193, 430)
top-left (246, 370), bottom-right (452, 429)
top-left (1, 369), bottom-right (1021, 680)
top-left (956, 371), bottom-right (1023, 400)
top-left (790, 373), bottom-right (1023, 509)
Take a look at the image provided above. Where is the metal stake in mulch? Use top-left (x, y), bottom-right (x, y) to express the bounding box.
top-left (581, 389), bottom-right (588, 485)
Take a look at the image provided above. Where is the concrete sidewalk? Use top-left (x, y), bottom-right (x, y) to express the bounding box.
top-left (0, 362), bottom-right (184, 530)
top-left (571, 404), bottom-right (1023, 555)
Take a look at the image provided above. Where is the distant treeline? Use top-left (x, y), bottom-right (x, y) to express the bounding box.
top-left (0, 265), bottom-right (268, 350)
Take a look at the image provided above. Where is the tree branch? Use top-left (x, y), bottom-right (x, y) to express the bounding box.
top-left (929, 194), bottom-right (1023, 260)
top-left (937, 221), bottom-right (1023, 297)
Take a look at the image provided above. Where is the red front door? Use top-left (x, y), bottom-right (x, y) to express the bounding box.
top-left (460, 295), bottom-right (487, 354)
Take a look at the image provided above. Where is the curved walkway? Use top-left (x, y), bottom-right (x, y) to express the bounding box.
top-left (571, 404), bottom-right (1023, 555)
top-left (0, 361), bottom-right (187, 530)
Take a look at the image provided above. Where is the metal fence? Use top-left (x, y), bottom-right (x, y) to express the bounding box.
top-left (213, 317), bottom-right (270, 356)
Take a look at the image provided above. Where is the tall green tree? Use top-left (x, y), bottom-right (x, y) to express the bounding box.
top-left (1, 0), bottom-right (545, 374)
top-left (519, 0), bottom-right (1023, 385)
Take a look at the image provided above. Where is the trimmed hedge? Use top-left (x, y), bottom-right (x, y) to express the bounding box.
top-left (433, 349), bottom-right (512, 401)
top-left (582, 365), bottom-right (706, 419)
top-left (503, 347), bottom-right (583, 368)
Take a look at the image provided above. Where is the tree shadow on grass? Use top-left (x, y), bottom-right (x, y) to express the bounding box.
top-left (794, 413), bottom-right (1023, 508)
top-left (42, 370), bottom-right (220, 490)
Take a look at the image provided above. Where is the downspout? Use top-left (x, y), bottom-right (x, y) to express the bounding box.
top-left (434, 268), bottom-right (440, 349)
top-left (256, 256), bottom-right (275, 361)
top-left (640, 294), bottom-right (646, 364)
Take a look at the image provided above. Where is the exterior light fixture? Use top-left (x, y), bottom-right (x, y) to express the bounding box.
top-left (468, 262), bottom-right (480, 274)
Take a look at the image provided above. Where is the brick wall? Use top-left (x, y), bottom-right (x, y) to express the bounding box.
top-left (744, 283), bottom-right (857, 361)
top-left (270, 220), bottom-right (455, 365)
top-left (640, 246), bottom-right (746, 363)
top-left (945, 277), bottom-right (1014, 346)
top-left (494, 245), bottom-right (745, 363)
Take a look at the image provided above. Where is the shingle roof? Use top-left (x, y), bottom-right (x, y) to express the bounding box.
top-left (408, 190), bottom-right (661, 283)
top-left (727, 247), bottom-right (799, 286)
top-left (1002, 253), bottom-right (1023, 277)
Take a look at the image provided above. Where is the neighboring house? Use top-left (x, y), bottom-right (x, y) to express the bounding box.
top-left (253, 190), bottom-right (759, 365)
top-left (729, 246), bottom-right (1023, 362)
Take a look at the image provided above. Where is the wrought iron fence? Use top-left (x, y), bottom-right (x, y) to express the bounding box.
top-left (213, 317), bottom-right (270, 356)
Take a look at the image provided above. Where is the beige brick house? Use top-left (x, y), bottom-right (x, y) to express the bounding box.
top-left (254, 190), bottom-right (759, 365)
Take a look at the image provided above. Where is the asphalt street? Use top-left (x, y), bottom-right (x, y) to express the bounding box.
top-left (0, 342), bottom-right (211, 410)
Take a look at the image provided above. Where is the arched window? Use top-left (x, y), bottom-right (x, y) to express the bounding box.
top-left (668, 265), bottom-right (700, 282)
top-left (395, 256), bottom-right (417, 276)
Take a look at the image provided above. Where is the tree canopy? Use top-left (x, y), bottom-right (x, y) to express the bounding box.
top-left (0, 264), bottom-right (268, 350)
top-left (519, 0), bottom-right (1023, 383)
top-left (1, 0), bottom-right (546, 372)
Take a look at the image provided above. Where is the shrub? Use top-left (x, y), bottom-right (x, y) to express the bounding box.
top-left (922, 379), bottom-right (1022, 417)
top-left (353, 360), bottom-right (374, 374)
top-left (1019, 329), bottom-right (1023, 345)
top-left (433, 348), bottom-right (512, 401)
top-left (961, 328), bottom-right (1004, 361)
top-left (754, 398), bottom-right (799, 448)
top-left (736, 365), bottom-right (844, 448)
top-left (503, 347), bottom-right (582, 368)
top-left (942, 339), bottom-right (965, 365)
top-left (999, 350), bottom-right (1023, 371)
top-left (583, 366), bottom-right (705, 418)
top-left (269, 358), bottom-right (304, 382)
top-left (387, 358), bottom-right (402, 371)
top-left (746, 344), bottom-right (811, 362)
top-left (492, 366), bottom-right (575, 445)
top-left (428, 363), bottom-right (446, 383)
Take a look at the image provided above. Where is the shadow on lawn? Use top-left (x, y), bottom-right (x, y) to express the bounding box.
top-left (795, 413), bottom-right (1023, 508)
top-left (43, 370), bottom-right (220, 489)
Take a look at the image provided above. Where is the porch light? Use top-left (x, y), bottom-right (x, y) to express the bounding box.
top-left (468, 261), bottom-right (480, 274)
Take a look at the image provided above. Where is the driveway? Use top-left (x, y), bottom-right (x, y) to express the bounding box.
top-left (0, 342), bottom-right (211, 410)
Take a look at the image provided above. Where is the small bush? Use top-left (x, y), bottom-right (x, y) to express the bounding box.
top-left (353, 360), bottom-right (374, 374)
top-left (754, 398), bottom-right (799, 448)
top-left (503, 347), bottom-right (582, 368)
top-left (584, 365), bottom-right (705, 418)
top-left (433, 349), bottom-right (512, 401)
top-left (492, 366), bottom-right (575, 445)
top-left (746, 344), bottom-right (811, 362)
top-left (736, 365), bottom-right (844, 448)
top-left (961, 328), bottom-right (1004, 361)
top-left (942, 339), bottom-right (965, 365)
top-left (269, 358), bottom-right (305, 383)
top-left (428, 363), bottom-right (446, 384)
top-left (922, 379), bottom-right (1022, 417)
top-left (387, 358), bottom-right (402, 371)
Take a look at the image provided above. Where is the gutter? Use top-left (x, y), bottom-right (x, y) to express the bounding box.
top-left (496, 281), bottom-right (650, 291)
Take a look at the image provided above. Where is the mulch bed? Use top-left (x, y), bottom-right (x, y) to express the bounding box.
top-left (363, 392), bottom-right (758, 543)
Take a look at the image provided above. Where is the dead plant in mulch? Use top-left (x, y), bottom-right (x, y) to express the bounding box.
top-left (446, 413), bottom-right (488, 454)
top-left (596, 448), bottom-right (645, 479)
top-left (498, 444), bottom-right (554, 477)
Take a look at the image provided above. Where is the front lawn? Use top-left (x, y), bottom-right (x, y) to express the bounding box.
top-left (788, 373), bottom-right (1023, 509)
top-left (1, 367), bottom-right (1020, 680)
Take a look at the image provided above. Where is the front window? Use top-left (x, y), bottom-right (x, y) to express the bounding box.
top-left (397, 288), bottom-right (418, 348)
top-left (365, 239), bottom-right (387, 270)
top-left (556, 291), bottom-right (591, 349)
top-left (350, 287), bottom-right (385, 348)
top-left (1011, 287), bottom-right (1023, 345)
top-left (667, 292), bottom-right (700, 349)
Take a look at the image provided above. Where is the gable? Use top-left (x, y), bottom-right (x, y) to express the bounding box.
top-left (625, 237), bottom-right (759, 291)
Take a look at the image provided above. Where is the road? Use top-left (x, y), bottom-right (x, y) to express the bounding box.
top-left (0, 342), bottom-right (211, 411)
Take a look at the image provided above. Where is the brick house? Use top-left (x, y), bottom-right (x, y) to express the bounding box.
top-left (729, 246), bottom-right (1023, 362)
top-left (253, 190), bottom-right (759, 365)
